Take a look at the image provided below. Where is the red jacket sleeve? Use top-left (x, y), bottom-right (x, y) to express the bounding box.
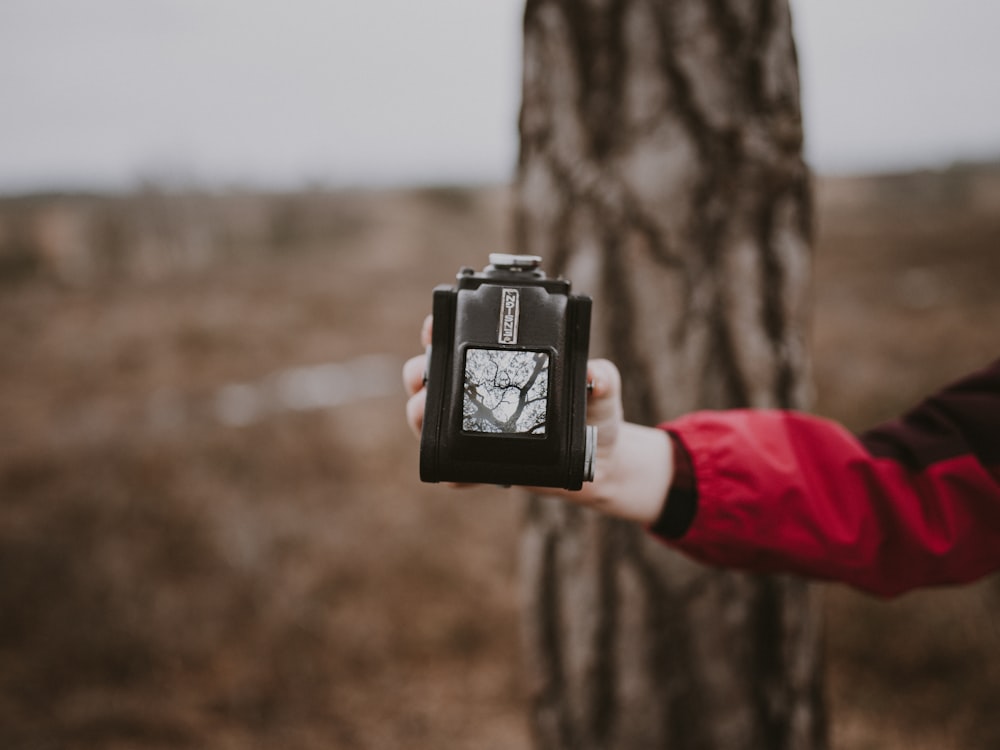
top-left (651, 359), bottom-right (1000, 597)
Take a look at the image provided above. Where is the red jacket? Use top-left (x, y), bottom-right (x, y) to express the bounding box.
top-left (652, 359), bottom-right (1000, 597)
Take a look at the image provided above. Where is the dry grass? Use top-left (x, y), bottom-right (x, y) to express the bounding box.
top-left (1, 167), bottom-right (999, 748)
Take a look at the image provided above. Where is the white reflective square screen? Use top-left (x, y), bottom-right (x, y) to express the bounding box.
top-left (462, 348), bottom-right (549, 434)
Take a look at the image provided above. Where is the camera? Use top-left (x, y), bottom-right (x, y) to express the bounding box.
top-left (420, 254), bottom-right (596, 490)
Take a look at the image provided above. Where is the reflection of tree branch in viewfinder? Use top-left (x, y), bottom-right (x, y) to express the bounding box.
top-left (505, 352), bottom-right (547, 432)
top-left (524, 395), bottom-right (547, 434)
top-left (489, 354), bottom-right (524, 414)
top-left (464, 382), bottom-right (502, 431)
top-left (491, 361), bottom-right (516, 391)
top-left (484, 359), bottom-right (499, 387)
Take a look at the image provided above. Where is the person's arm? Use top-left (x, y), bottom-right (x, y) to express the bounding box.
top-left (651, 360), bottom-right (1000, 597)
top-left (405, 320), bottom-right (1000, 596)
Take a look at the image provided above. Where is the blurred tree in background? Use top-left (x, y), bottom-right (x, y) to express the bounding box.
top-left (514, 1), bottom-right (825, 747)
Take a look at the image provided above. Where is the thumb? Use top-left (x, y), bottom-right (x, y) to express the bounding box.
top-left (586, 359), bottom-right (623, 448)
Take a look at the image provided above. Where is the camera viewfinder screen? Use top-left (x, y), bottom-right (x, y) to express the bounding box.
top-left (462, 348), bottom-right (549, 435)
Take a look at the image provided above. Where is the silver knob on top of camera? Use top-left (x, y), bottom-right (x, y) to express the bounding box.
top-left (583, 425), bottom-right (597, 483)
top-left (487, 253), bottom-right (543, 272)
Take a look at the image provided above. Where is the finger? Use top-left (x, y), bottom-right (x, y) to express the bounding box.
top-left (585, 359), bottom-right (623, 447)
top-left (402, 354), bottom-right (427, 396)
top-left (421, 314), bottom-right (433, 348)
top-left (406, 389), bottom-right (426, 437)
top-left (587, 358), bottom-right (621, 400)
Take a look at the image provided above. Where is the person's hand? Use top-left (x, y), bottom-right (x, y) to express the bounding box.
top-left (402, 316), bottom-right (673, 524)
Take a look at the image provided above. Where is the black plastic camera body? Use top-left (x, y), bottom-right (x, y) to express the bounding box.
top-left (420, 254), bottom-right (595, 490)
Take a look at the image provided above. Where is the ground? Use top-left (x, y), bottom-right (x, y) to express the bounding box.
top-left (1, 166), bottom-right (999, 748)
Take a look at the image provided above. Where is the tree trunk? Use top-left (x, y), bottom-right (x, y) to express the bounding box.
top-left (514, 1), bottom-right (826, 748)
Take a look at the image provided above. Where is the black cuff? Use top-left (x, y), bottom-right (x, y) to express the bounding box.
top-left (649, 431), bottom-right (698, 539)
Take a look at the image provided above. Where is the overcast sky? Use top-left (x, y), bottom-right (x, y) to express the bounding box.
top-left (1, 0), bottom-right (998, 193)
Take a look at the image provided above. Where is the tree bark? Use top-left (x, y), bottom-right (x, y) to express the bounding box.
top-left (514, 1), bottom-right (826, 748)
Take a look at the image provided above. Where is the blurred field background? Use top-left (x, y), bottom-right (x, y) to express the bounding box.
top-left (2, 164), bottom-right (1000, 749)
